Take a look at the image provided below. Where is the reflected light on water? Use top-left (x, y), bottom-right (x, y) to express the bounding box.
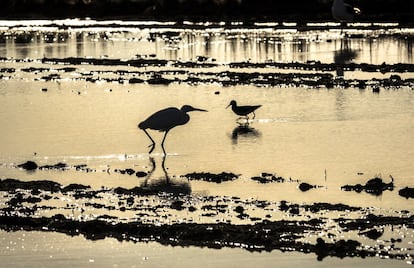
top-left (0, 20), bottom-right (413, 64)
top-left (0, 20), bottom-right (414, 267)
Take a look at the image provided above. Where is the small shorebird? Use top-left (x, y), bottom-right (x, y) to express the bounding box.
top-left (226, 100), bottom-right (261, 120)
top-left (331, 0), bottom-right (361, 22)
top-left (138, 105), bottom-right (207, 154)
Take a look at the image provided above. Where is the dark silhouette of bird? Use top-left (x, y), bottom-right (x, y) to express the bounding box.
top-left (138, 105), bottom-right (207, 154)
top-left (332, 0), bottom-right (361, 22)
top-left (226, 100), bottom-right (261, 120)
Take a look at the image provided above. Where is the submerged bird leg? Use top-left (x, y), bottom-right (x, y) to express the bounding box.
top-left (236, 116), bottom-right (246, 124)
top-left (252, 112), bottom-right (256, 119)
top-left (142, 156), bottom-right (156, 187)
top-left (142, 129), bottom-right (156, 154)
top-left (160, 129), bottom-right (170, 155)
top-left (161, 154), bottom-right (170, 183)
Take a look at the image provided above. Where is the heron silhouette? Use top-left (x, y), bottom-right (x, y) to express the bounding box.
top-left (332, 0), bottom-right (361, 23)
top-left (138, 105), bottom-right (207, 154)
top-left (226, 100), bottom-right (261, 121)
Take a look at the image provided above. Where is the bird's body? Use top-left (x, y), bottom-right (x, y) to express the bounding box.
top-left (227, 100), bottom-right (261, 120)
top-left (332, 0), bottom-right (360, 22)
top-left (139, 105), bottom-right (207, 154)
top-left (139, 107), bottom-right (190, 131)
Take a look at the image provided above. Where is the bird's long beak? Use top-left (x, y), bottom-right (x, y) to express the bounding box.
top-left (193, 107), bottom-right (208, 112)
top-left (226, 104), bottom-right (231, 109)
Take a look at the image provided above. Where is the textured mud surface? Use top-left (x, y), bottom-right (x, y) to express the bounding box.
top-left (1, 57), bottom-right (414, 90)
top-left (1, 161), bottom-right (414, 262)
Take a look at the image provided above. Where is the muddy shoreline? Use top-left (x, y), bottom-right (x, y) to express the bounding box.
top-left (1, 157), bottom-right (414, 263)
top-left (0, 215), bottom-right (382, 261)
top-left (1, 57), bottom-right (414, 90)
top-left (1, 176), bottom-right (413, 261)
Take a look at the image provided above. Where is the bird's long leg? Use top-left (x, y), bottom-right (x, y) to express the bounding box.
top-left (142, 129), bottom-right (155, 154)
top-left (161, 129), bottom-right (170, 156)
top-left (252, 112), bottom-right (256, 120)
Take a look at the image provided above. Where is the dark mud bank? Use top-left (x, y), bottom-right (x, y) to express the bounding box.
top-left (1, 176), bottom-right (414, 262)
top-left (1, 57), bottom-right (414, 89)
top-left (0, 214), bottom-right (375, 261)
top-left (13, 160), bottom-right (414, 199)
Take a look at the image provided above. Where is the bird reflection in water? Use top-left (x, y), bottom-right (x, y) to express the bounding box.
top-left (334, 38), bottom-right (359, 76)
top-left (331, 0), bottom-right (361, 78)
top-left (231, 122), bottom-right (261, 145)
top-left (141, 155), bottom-right (191, 196)
top-left (227, 100), bottom-right (262, 144)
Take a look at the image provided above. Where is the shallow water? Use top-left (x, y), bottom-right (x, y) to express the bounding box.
top-left (0, 20), bottom-right (414, 266)
top-left (0, 20), bottom-right (413, 64)
top-left (1, 69), bottom-right (413, 209)
top-left (0, 231), bottom-right (410, 268)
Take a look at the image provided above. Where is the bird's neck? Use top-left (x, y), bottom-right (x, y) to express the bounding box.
top-left (231, 103), bottom-right (237, 111)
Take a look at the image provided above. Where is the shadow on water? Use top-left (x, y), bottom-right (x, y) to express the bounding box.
top-left (231, 122), bottom-right (261, 144)
top-left (141, 155), bottom-right (191, 196)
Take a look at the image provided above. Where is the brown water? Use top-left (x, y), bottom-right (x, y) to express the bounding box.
top-left (1, 20), bottom-right (414, 266)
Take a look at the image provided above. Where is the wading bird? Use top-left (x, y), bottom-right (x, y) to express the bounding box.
top-left (226, 100), bottom-right (261, 121)
top-left (331, 0), bottom-right (361, 23)
top-left (138, 105), bottom-right (207, 154)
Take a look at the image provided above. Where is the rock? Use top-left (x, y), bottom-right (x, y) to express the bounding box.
top-left (171, 200), bottom-right (185, 211)
top-left (183, 172), bottom-right (238, 183)
top-left (114, 168), bottom-right (136, 175)
top-left (365, 177), bottom-right (394, 194)
top-left (17, 161), bottom-right (38, 171)
top-left (234, 205), bottom-right (244, 214)
top-left (399, 187), bottom-right (414, 199)
top-left (250, 172), bottom-right (285, 183)
top-left (359, 228), bottom-right (383, 240)
top-left (125, 168), bottom-right (135, 175)
top-left (39, 162), bottom-right (68, 170)
top-left (298, 182), bottom-right (313, 192)
top-left (315, 238), bottom-right (361, 261)
top-left (136, 171), bottom-right (148, 178)
top-left (61, 183), bottom-right (91, 192)
top-left (0, 178), bottom-right (61, 192)
top-left (129, 77), bottom-right (144, 84)
top-left (341, 176), bottom-right (394, 196)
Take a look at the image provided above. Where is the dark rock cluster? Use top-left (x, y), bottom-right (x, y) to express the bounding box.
top-left (398, 187), bottom-right (414, 199)
top-left (183, 172), bottom-right (238, 183)
top-left (3, 57), bottom-right (413, 90)
top-left (0, 176), bottom-right (413, 262)
top-left (251, 172), bottom-right (285, 183)
top-left (341, 176), bottom-right (395, 196)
